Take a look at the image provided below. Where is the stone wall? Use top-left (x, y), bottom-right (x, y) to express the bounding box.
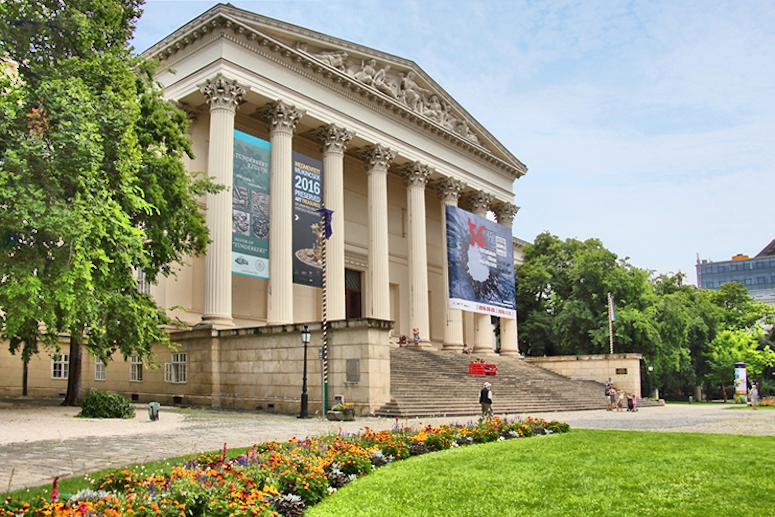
top-left (525, 354), bottom-right (643, 397)
top-left (0, 319), bottom-right (393, 416)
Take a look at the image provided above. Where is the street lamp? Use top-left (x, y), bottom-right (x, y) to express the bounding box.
top-left (648, 365), bottom-right (654, 399)
top-left (299, 325), bottom-right (311, 419)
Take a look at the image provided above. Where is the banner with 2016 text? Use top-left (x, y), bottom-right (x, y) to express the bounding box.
top-left (446, 206), bottom-right (516, 319)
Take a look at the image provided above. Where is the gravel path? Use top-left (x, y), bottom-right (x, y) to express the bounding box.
top-left (1, 398), bottom-right (772, 493)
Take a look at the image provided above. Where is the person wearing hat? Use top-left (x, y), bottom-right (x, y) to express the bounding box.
top-left (479, 382), bottom-right (493, 420)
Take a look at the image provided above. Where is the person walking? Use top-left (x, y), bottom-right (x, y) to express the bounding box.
top-left (479, 382), bottom-right (493, 420)
top-left (750, 384), bottom-right (759, 410)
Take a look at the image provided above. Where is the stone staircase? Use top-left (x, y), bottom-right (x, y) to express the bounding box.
top-left (374, 347), bottom-right (607, 418)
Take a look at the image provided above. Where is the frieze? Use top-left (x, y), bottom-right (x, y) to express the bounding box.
top-left (295, 42), bottom-right (483, 146)
top-left (144, 8), bottom-right (528, 179)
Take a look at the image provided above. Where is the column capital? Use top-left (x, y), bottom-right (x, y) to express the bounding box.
top-left (361, 144), bottom-right (396, 172)
top-left (465, 191), bottom-right (494, 215)
top-left (494, 202), bottom-right (520, 227)
top-left (315, 124), bottom-right (354, 155)
top-left (400, 161), bottom-right (433, 188)
top-left (261, 100), bottom-right (304, 136)
top-left (198, 74), bottom-right (248, 112)
top-left (435, 177), bottom-right (466, 205)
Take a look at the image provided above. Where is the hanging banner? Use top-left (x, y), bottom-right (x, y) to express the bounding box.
top-left (232, 130), bottom-right (271, 278)
top-left (734, 362), bottom-right (747, 404)
top-left (446, 206), bottom-right (516, 319)
top-left (292, 151), bottom-right (324, 287)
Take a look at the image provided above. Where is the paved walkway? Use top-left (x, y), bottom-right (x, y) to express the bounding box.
top-left (1, 398), bottom-right (773, 493)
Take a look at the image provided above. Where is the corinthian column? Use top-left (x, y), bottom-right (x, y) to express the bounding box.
top-left (316, 124), bottom-right (354, 321)
top-left (466, 191), bottom-right (495, 354)
top-left (436, 177), bottom-right (466, 352)
top-left (361, 144), bottom-right (395, 321)
top-left (262, 100), bottom-right (304, 325)
top-left (401, 162), bottom-right (433, 347)
top-left (495, 202), bottom-right (521, 356)
top-left (198, 75), bottom-right (248, 327)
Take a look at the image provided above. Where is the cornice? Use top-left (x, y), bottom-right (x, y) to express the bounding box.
top-left (144, 7), bottom-right (528, 179)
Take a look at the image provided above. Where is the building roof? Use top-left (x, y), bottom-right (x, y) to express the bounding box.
top-left (755, 238), bottom-right (775, 258)
top-left (142, 3), bottom-right (527, 180)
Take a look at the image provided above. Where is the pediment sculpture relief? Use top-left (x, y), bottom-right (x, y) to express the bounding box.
top-left (295, 42), bottom-right (482, 146)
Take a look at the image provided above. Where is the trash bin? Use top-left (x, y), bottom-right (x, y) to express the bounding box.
top-left (688, 396), bottom-right (693, 404)
top-left (149, 402), bottom-right (160, 421)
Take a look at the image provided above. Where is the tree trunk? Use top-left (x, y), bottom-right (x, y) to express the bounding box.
top-left (22, 359), bottom-right (28, 396)
top-left (62, 335), bottom-right (83, 406)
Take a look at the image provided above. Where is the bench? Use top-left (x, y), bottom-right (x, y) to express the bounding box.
top-left (468, 363), bottom-right (497, 376)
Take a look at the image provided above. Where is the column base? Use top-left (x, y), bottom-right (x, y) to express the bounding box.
top-left (200, 315), bottom-right (235, 328)
top-left (499, 351), bottom-right (523, 358)
top-left (441, 343), bottom-right (465, 353)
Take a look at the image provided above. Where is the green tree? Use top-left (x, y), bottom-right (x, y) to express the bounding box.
top-left (706, 329), bottom-right (775, 388)
top-left (0, 1), bottom-right (219, 404)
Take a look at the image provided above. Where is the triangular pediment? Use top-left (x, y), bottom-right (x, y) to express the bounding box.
top-left (144, 3), bottom-right (527, 178)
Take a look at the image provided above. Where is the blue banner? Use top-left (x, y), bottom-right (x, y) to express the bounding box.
top-left (446, 206), bottom-right (516, 319)
top-left (232, 130), bottom-right (270, 278)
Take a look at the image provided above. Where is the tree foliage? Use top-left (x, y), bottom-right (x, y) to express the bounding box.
top-left (0, 1), bottom-right (220, 404)
top-left (516, 232), bottom-right (775, 399)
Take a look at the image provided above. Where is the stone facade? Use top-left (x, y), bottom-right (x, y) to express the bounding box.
top-left (0, 4), bottom-right (527, 414)
top-left (525, 354), bottom-right (643, 397)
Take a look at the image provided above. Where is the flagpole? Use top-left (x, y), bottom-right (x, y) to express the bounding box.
top-left (317, 205), bottom-right (332, 415)
top-left (608, 292), bottom-right (614, 354)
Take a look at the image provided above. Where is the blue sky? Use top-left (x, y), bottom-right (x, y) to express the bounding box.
top-left (133, 0), bottom-right (775, 283)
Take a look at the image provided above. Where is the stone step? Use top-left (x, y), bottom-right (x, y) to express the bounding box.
top-left (375, 347), bottom-right (616, 418)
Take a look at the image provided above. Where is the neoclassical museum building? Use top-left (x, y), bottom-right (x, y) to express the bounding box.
top-left (0, 4), bottom-right (529, 414)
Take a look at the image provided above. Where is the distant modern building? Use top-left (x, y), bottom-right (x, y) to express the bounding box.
top-left (696, 239), bottom-right (775, 305)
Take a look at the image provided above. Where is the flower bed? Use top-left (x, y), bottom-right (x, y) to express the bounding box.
top-left (4, 417), bottom-right (569, 517)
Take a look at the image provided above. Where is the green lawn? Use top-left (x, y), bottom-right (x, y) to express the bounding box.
top-left (308, 429), bottom-right (775, 517)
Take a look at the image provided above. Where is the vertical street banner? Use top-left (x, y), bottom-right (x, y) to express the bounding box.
top-left (292, 151), bottom-right (324, 287)
top-left (446, 206), bottom-right (516, 318)
top-left (232, 130), bottom-right (271, 278)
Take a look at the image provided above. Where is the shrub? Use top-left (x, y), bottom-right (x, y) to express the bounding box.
top-left (79, 390), bottom-right (135, 419)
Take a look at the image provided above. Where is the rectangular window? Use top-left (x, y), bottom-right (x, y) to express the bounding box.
top-left (136, 269), bottom-right (151, 294)
top-left (717, 265), bottom-right (727, 272)
top-left (705, 281), bottom-right (714, 288)
top-left (731, 264), bottom-right (739, 271)
top-left (164, 353), bottom-right (187, 383)
top-left (744, 278), bottom-right (753, 285)
top-left (95, 359), bottom-right (106, 381)
top-left (52, 354), bottom-right (69, 379)
top-left (130, 355), bottom-right (143, 382)
top-left (703, 266), bottom-right (713, 274)
top-left (755, 261), bottom-right (766, 269)
top-left (757, 277), bottom-right (767, 284)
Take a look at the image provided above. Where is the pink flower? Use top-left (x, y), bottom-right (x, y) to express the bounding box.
top-left (51, 476), bottom-right (60, 502)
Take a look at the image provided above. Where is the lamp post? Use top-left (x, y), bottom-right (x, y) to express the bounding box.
top-left (648, 365), bottom-right (654, 399)
top-left (299, 325), bottom-right (311, 419)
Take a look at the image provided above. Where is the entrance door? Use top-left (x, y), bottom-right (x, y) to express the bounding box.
top-left (345, 269), bottom-right (362, 319)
